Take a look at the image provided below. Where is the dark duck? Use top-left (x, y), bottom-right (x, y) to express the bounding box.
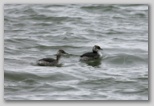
top-left (80, 45), bottom-right (103, 61)
top-left (37, 49), bottom-right (67, 66)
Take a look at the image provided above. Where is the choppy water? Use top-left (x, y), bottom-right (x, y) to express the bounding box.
top-left (4, 4), bottom-right (148, 100)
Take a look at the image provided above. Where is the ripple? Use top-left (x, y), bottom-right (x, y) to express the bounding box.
top-left (103, 53), bottom-right (148, 66)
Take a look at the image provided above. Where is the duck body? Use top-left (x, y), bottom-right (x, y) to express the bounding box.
top-left (37, 58), bottom-right (58, 66)
top-left (80, 51), bottom-right (100, 61)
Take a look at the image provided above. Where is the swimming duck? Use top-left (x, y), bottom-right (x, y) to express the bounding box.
top-left (37, 49), bottom-right (67, 66)
top-left (80, 45), bottom-right (102, 61)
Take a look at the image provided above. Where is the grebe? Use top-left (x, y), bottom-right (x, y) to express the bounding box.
top-left (80, 45), bottom-right (102, 61)
top-left (37, 49), bottom-right (67, 66)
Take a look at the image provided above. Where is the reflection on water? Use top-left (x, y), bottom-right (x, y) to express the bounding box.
top-left (81, 58), bottom-right (102, 67)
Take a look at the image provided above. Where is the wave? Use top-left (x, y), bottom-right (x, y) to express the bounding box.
top-left (4, 70), bottom-right (81, 83)
top-left (23, 7), bottom-right (79, 21)
top-left (106, 29), bottom-right (124, 34)
top-left (29, 15), bottom-right (71, 22)
top-left (4, 71), bottom-right (40, 82)
top-left (131, 12), bottom-right (147, 18)
top-left (103, 53), bottom-right (148, 66)
top-left (114, 88), bottom-right (148, 95)
top-left (81, 5), bottom-right (119, 12)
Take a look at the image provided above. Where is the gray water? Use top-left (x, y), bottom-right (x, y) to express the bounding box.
top-left (4, 4), bottom-right (148, 100)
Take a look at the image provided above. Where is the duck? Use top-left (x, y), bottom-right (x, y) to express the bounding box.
top-left (80, 45), bottom-right (103, 61)
top-left (37, 49), bottom-right (67, 66)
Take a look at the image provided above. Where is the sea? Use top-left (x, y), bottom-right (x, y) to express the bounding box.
top-left (4, 4), bottom-right (148, 100)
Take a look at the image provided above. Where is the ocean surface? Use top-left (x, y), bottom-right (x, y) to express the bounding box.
top-left (4, 4), bottom-right (148, 100)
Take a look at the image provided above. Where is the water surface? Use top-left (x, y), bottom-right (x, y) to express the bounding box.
top-left (4, 4), bottom-right (148, 100)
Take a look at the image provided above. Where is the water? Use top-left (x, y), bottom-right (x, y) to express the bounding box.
top-left (4, 4), bottom-right (148, 100)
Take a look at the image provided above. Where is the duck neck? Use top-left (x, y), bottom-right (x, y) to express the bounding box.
top-left (56, 54), bottom-right (61, 62)
top-left (93, 50), bottom-right (98, 53)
